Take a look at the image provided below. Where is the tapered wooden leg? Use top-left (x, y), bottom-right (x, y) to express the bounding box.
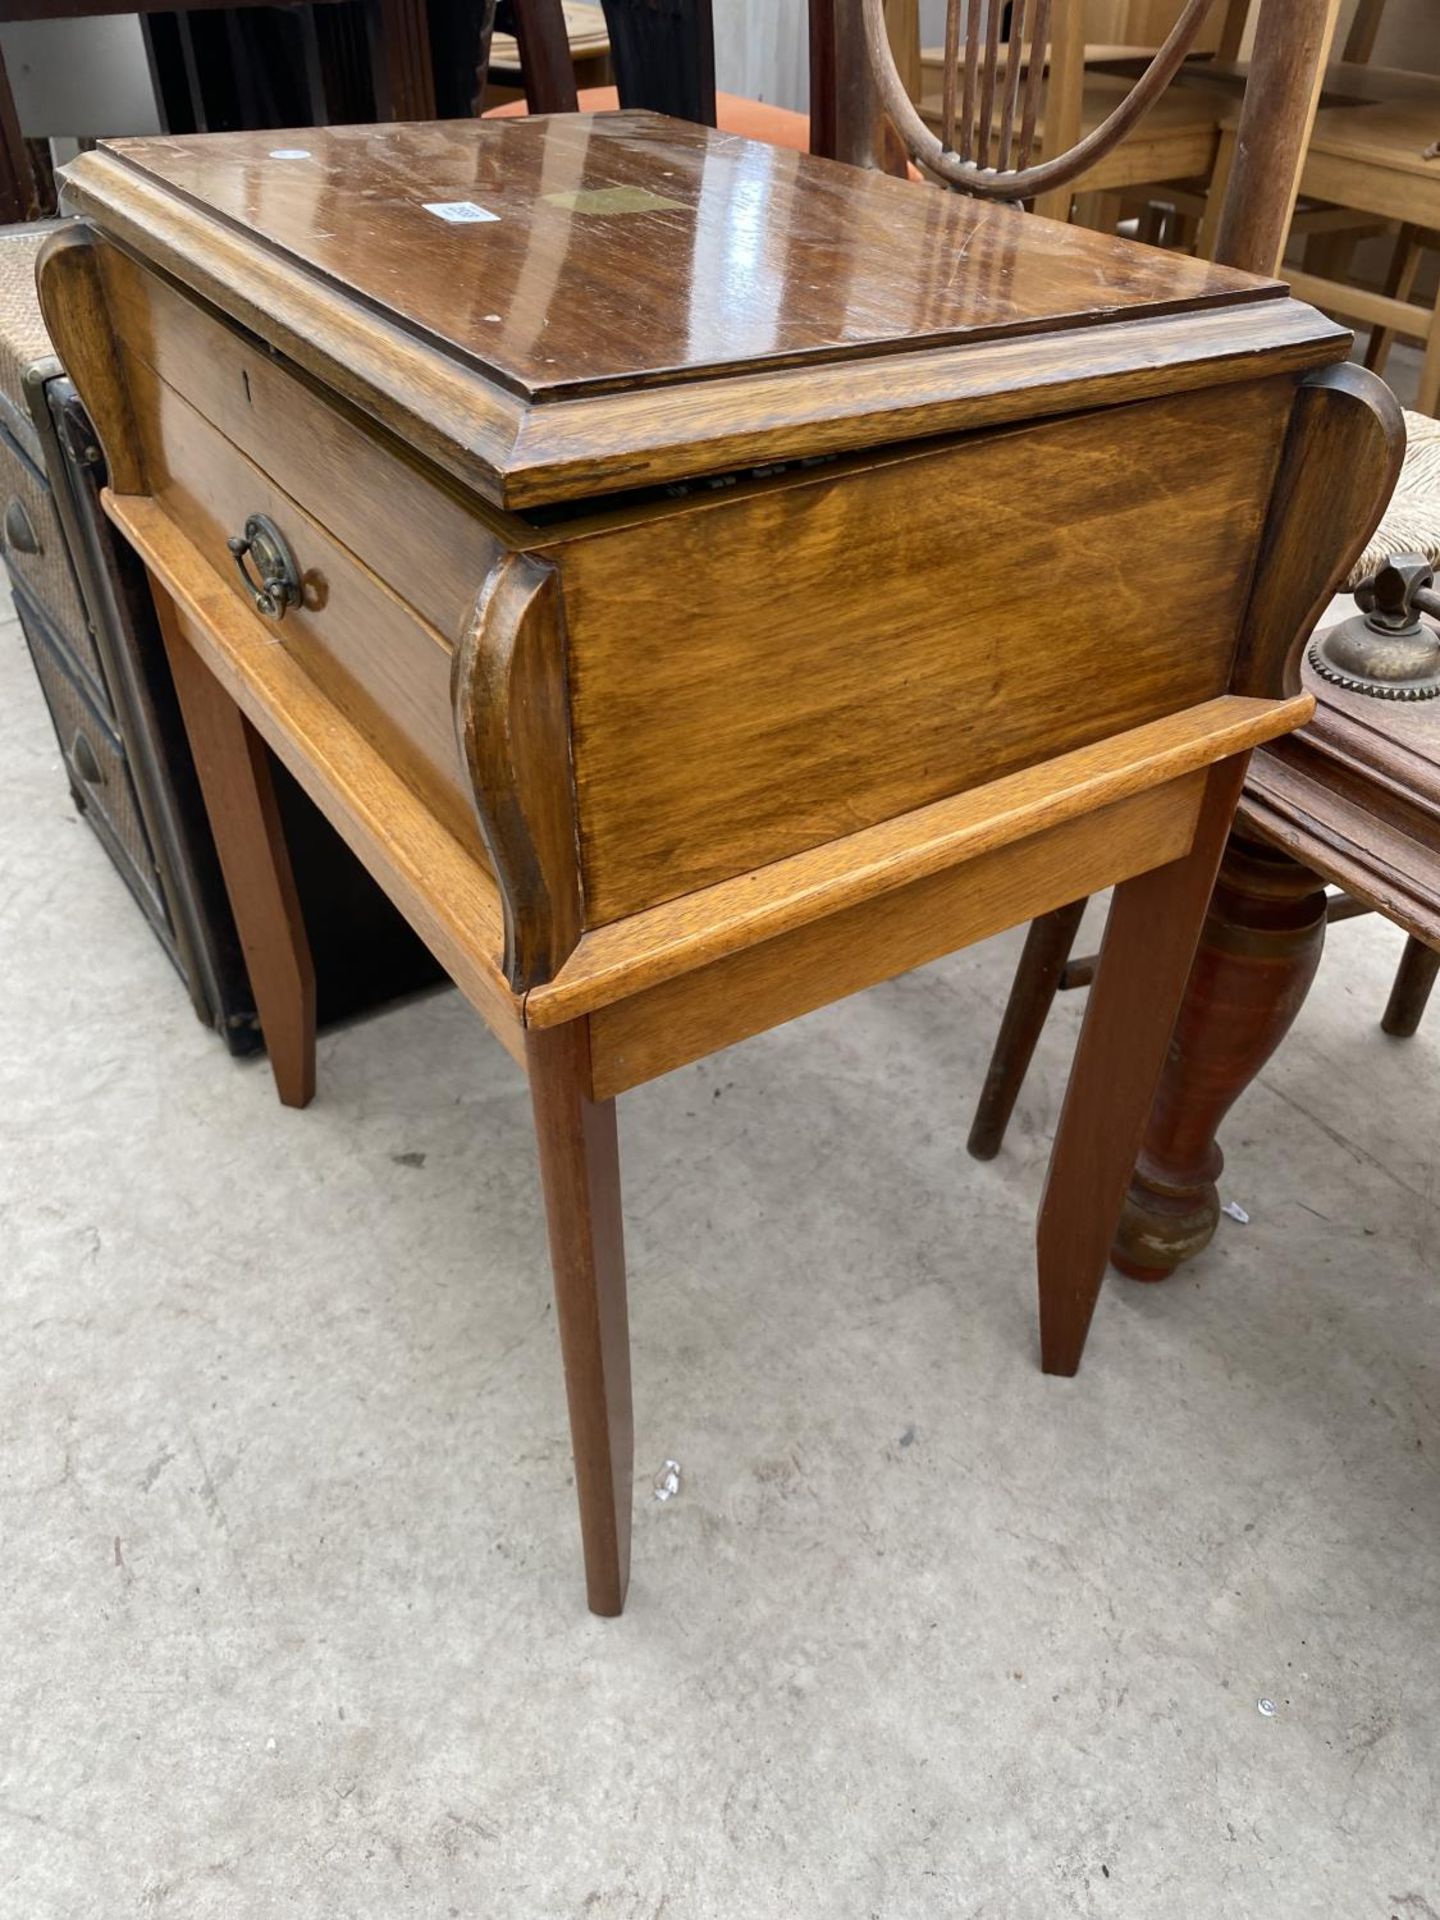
top-left (1036, 758), bottom-right (1250, 1377)
top-left (526, 1020), bottom-right (632, 1617)
top-left (1381, 934), bottom-right (1439, 1039)
top-left (154, 584), bottom-right (316, 1109)
top-left (968, 897), bottom-right (1089, 1162)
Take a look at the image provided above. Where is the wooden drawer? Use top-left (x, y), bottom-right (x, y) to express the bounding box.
top-left (97, 245), bottom-right (508, 644)
top-left (0, 423), bottom-right (107, 699)
top-left (118, 346), bottom-right (486, 858)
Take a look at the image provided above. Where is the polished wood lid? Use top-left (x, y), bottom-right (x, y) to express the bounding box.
top-left (64, 114), bottom-right (1349, 508)
top-left (94, 113), bottom-right (1277, 395)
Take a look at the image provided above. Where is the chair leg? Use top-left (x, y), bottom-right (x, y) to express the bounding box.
top-left (527, 1019), bottom-right (632, 1617)
top-left (0, 48), bottom-right (35, 224)
top-left (1195, 126), bottom-right (1236, 260)
top-left (1363, 223), bottom-right (1423, 378)
top-left (1419, 291), bottom-right (1440, 419)
top-left (1381, 934), bottom-right (1439, 1039)
top-left (155, 583), bottom-right (316, 1109)
top-left (968, 897), bottom-right (1088, 1162)
top-left (1036, 756), bottom-right (1249, 1377)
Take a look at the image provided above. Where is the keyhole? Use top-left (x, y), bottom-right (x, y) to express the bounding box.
top-left (241, 369), bottom-right (252, 405)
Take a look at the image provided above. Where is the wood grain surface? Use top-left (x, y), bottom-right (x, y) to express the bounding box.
top-left (526, 693), bottom-right (1312, 1027)
top-left (98, 244), bottom-right (511, 640)
top-left (526, 1018), bottom-right (631, 1617)
top-left (121, 349), bottom-right (480, 852)
top-left (586, 775), bottom-right (1205, 1100)
top-left (1035, 753), bottom-right (1250, 1375)
top-left (454, 552), bottom-right (584, 993)
top-left (499, 298), bottom-right (1347, 507)
top-left (158, 584), bottom-right (318, 1110)
top-left (57, 124), bottom-right (1347, 510)
top-left (89, 114), bottom-right (1281, 396)
top-left (561, 379), bottom-right (1294, 922)
top-left (1230, 363), bottom-right (1404, 699)
top-left (107, 493), bottom-right (524, 1062)
top-left (35, 225), bottom-right (145, 493)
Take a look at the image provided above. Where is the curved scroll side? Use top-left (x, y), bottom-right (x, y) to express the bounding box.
top-left (453, 551), bottom-right (584, 995)
top-left (1232, 362), bottom-right (1406, 700)
top-left (860, 0), bottom-right (1217, 200)
top-left (35, 223), bottom-right (145, 494)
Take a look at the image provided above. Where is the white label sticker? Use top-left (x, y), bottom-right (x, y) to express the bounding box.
top-left (268, 148), bottom-right (311, 159)
top-left (422, 200), bottom-right (499, 224)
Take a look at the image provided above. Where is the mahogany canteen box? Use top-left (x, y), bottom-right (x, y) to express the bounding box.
top-left (36, 114), bottom-right (1399, 1613)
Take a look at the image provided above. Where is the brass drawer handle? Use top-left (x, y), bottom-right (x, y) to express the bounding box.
top-left (227, 512), bottom-right (301, 622)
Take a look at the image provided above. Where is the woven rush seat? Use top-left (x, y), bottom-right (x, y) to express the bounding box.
top-left (1348, 408), bottom-right (1440, 586)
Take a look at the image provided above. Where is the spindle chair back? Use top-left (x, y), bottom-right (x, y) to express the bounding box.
top-left (857, 0), bottom-right (1221, 200)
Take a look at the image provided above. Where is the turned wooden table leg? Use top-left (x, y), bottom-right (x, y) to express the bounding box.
top-left (968, 896), bottom-right (1089, 1161)
top-left (1109, 833), bottom-right (1329, 1281)
top-left (155, 586), bottom-right (317, 1110)
top-left (526, 1020), bottom-right (633, 1617)
top-left (1037, 758), bottom-right (1248, 1377)
top-left (1381, 935), bottom-right (1439, 1039)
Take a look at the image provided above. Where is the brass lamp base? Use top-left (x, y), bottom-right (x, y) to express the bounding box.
top-left (1310, 555), bottom-right (1440, 701)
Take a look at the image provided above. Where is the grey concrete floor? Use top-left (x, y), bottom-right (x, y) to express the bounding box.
top-left (1, 591), bottom-right (1437, 1920)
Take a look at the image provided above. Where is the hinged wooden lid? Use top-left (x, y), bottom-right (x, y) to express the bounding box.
top-left (64, 113), bottom-right (1348, 511)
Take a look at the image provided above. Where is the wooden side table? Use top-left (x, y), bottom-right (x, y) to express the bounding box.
top-left (1113, 597), bottom-right (1440, 1278)
top-left (41, 113), bottom-right (1398, 1613)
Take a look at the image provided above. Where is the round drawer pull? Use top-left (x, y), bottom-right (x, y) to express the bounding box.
top-left (70, 729), bottom-right (105, 787)
top-left (3, 497), bottom-right (40, 555)
top-left (227, 512), bottom-right (301, 621)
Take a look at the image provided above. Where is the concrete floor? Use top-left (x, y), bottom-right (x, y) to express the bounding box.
top-left (1, 586), bottom-right (1437, 1920)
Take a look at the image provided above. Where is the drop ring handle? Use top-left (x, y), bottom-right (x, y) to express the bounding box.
top-left (228, 512), bottom-right (301, 622)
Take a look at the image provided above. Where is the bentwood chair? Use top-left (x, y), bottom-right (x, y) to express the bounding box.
top-left (818, 0), bottom-right (1331, 272)
top-left (909, 0), bottom-right (1235, 224)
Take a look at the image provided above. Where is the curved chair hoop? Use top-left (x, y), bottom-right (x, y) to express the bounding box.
top-left (860, 0), bottom-right (1220, 200)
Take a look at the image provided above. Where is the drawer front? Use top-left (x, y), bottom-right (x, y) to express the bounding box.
top-left (99, 244), bottom-right (507, 646)
top-left (18, 587), bottom-right (168, 923)
top-left (558, 377), bottom-right (1294, 924)
top-left (0, 428), bottom-right (107, 696)
top-left (120, 349), bottom-right (487, 860)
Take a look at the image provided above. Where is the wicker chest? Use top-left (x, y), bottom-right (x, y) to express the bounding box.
top-left (0, 223), bottom-right (444, 1049)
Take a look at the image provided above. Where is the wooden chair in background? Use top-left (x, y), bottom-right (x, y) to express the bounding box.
top-left (488, 0), bottom-right (815, 149)
top-left (485, 0), bottom-right (612, 107)
top-left (1284, 106), bottom-right (1440, 417)
top-left (906, 0), bottom-right (1240, 224)
top-left (827, 0), bottom-right (1342, 270)
top-left (1195, 0), bottom-right (1440, 416)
